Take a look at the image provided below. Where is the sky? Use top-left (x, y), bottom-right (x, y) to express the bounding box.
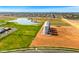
top-left (0, 6), bottom-right (78, 12)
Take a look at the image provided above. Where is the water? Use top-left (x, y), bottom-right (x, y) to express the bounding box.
top-left (8, 18), bottom-right (38, 25)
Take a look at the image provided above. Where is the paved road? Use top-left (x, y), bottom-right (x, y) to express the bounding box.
top-left (8, 50), bottom-right (78, 53)
top-left (5, 49), bottom-right (79, 53)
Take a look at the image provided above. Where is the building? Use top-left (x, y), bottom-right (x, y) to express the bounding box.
top-left (0, 27), bottom-right (11, 34)
top-left (42, 21), bottom-right (50, 35)
top-left (0, 28), bottom-right (5, 34)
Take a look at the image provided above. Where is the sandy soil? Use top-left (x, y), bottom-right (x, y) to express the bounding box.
top-left (30, 23), bottom-right (79, 48)
top-left (68, 20), bottom-right (79, 28)
top-left (69, 20), bottom-right (79, 24)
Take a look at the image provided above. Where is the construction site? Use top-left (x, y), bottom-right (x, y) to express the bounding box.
top-left (30, 18), bottom-right (79, 49)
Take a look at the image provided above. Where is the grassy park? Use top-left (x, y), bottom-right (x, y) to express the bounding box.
top-left (0, 17), bottom-right (42, 51)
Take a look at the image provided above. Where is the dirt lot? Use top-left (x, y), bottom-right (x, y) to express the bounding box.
top-left (30, 21), bottom-right (79, 48)
top-left (69, 20), bottom-right (79, 24)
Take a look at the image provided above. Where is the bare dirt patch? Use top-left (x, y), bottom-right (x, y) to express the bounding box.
top-left (69, 20), bottom-right (79, 24)
top-left (30, 25), bottom-right (79, 48)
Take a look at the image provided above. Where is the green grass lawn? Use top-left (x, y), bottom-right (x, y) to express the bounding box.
top-left (0, 17), bottom-right (16, 23)
top-left (30, 17), bottom-right (70, 26)
top-left (51, 19), bottom-right (70, 26)
top-left (0, 22), bottom-right (42, 51)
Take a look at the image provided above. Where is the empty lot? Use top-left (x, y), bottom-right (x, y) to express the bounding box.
top-left (30, 20), bottom-right (79, 49)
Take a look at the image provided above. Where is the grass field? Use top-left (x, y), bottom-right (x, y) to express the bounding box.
top-left (0, 17), bottom-right (42, 51)
top-left (51, 18), bottom-right (70, 26)
top-left (0, 16), bottom-right (16, 23)
top-left (29, 17), bottom-right (70, 26)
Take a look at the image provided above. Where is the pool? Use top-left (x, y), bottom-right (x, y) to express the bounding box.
top-left (8, 18), bottom-right (38, 25)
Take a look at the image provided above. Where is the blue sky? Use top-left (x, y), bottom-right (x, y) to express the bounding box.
top-left (0, 6), bottom-right (78, 12)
